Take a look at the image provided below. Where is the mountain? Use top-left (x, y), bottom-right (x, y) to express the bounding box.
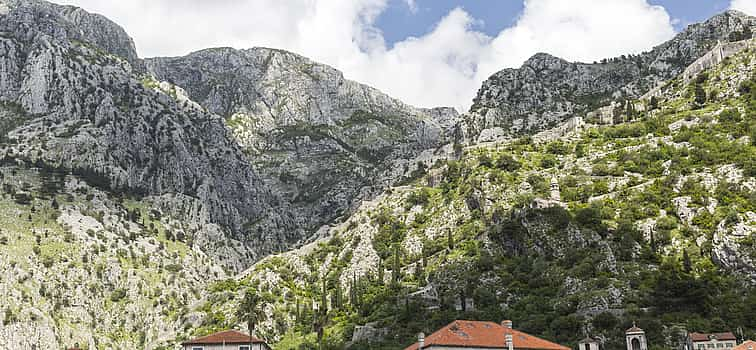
top-left (145, 48), bottom-right (460, 243)
top-left (0, 0), bottom-right (461, 273)
top-left (214, 38), bottom-right (756, 349)
top-left (0, 0), bottom-right (304, 271)
top-left (465, 10), bottom-right (756, 142)
top-left (0, 0), bottom-right (456, 348)
top-left (0, 0), bottom-right (754, 349)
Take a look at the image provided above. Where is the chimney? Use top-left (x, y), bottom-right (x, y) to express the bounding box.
top-left (418, 332), bottom-right (425, 349)
top-left (506, 333), bottom-right (514, 350)
top-left (502, 320), bottom-right (513, 329)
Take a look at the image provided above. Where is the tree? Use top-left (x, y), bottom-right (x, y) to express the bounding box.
top-left (447, 230), bottom-right (454, 250)
top-left (236, 290), bottom-right (263, 346)
top-left (392, 244), bottom-right (401, 285)
top-left (315, 279), bottom-right (329, 350)
top-left (377, 259), bottom-right (384, 285)
top-left (414, 261), bottom-right (425, 286)
top-left (649, 96), bottom-right (659, 110)
top-left (694, 84), bottom-right (707, 107)
top-left (682, 250), bottom-right (692, 273)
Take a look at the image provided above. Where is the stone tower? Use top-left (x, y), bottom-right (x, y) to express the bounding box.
top-left (626, 323), bottom-right (648, 350)
top-left (550, 176), bottom-right (560, 201)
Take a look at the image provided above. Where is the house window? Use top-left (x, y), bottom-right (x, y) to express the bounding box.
top-left (708, 344), bottom-right (715, 348)
top-left (699, 345), bottom-right (706, 350)
top-left (192, 347), bottom-right (203, 350)
top-left (239, 346), bottom-right (251, 350)
top-left (717, 344), bottom-right (724, 348)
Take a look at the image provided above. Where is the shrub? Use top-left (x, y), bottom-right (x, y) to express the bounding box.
top-left (41, 255), bottom-right (54, 268)
top-left (111, 288), bottom-right (128, 302)
top-left (406, 188), bottom-right (432, 208)
top-left (495, 154), bottom-right (521, 171)
top-left (540, 155), bottom-right (557, 168)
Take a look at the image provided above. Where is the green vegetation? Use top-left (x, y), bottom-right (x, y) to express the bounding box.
top-left (211, 48), bottom-right (756, 350)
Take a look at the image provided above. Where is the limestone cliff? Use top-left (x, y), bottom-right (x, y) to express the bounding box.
top-left (145, 48), bottom-right (460, 242)
top-left (466, 10), bottom-right (756, 142)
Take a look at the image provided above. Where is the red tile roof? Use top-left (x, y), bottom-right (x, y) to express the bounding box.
top-left (404, 320), bottom-right (570, 350)
top-left (690, 333), bottom-right (737, 342)
top-left (182, 330), bottom-right (266, 345)
top-left (733, 340), bottom-right (756, 350)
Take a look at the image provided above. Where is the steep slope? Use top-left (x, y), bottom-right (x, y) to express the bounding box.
top-left (0, 167), bottom-right (228, 349)
top-left (0, 0), bottom-right (299, 270)
top-left (466, 10), bottom-right (756, 142)
top-left (200, 40), bottom-right (756, 350)
top-left (145, 48), bottom-right (461, 237)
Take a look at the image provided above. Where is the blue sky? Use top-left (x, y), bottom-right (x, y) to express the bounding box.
top-left (376, 0), bottom-right (731, 48)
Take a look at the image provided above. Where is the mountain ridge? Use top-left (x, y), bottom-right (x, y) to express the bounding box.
top-left (0, 1), bottom-right (754, 349)
top-left (466, 9), bottom-right (756, 142)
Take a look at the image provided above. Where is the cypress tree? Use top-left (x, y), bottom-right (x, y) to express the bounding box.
top-left (392, 244), bottom-right (401, 285)
top-left (415, 261), bottom-right (425, 286)
top-left (377, 259), bottom-right (384, 285)
top-left (683, 250), bottom-right (692, 273)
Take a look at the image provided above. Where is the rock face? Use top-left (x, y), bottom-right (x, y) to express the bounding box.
top-left (0, 0), bottom-right (295, 269)
top-left (145, 48), bottom-right (460, 239)
top-left (466, 10), bottom-right (756, 141)
top-left (0, 0), bottom-right (461, 269)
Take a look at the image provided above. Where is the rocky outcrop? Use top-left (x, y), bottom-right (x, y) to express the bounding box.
top-left (466, 10), bottom-right (756, 142)
top-left (0, 0), bottom-right (296, 269)
top-left (145, 48), bottom-right (461, 240)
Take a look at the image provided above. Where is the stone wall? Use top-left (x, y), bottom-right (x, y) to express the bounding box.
top-left (683, 38), bottom-right (755, 83)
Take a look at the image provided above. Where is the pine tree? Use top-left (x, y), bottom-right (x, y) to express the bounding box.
top-left (447, 230), bottom-right (454, 250)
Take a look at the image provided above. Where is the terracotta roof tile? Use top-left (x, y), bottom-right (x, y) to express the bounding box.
top-left (182, 330), bottom-right (265, 345)
top-left (733, 340), bottom-right (756, 350)
top-left (690, 333), bottom-right (737, 342)
top-left (404, 320), bottom-right (570, 350)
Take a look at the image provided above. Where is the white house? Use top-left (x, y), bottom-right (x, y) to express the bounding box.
top-left (181, 330), bottom-right (271, 350)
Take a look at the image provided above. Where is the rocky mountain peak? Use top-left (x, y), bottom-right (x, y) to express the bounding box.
top-left (0, 0), bottom-right (141, 69)
top-left (145, 44), bottom-right (461, 248)
top-left (465, 10), bottom-right (756, 142)
top-left (522, 52), bottom-right (569, 70)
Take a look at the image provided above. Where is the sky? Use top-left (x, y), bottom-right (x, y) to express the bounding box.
top-left (56, 0), bottom-right (756, 111)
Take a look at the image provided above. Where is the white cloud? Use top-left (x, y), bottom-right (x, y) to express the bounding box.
top-left (476, 0), bottom-right (675, 84)
top-left (55, 0), bottom-right (675, 111)
top-left (731, 0), bottom-right (756, 15)
top-left (404, 0), bottom-right (418, 13)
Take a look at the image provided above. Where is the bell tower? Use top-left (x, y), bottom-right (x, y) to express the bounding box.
top-left (550, 176), bottom-right (560, 201)
top-left (626, 323), bottom-right (648, 350)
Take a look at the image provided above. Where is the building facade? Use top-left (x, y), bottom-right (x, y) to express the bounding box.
top-left (182, 330), bottom-right (271, 350)
top-left (578, 337), bottom-right (600, 350)
top-left (688, 333), bottom-right (738, 350)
